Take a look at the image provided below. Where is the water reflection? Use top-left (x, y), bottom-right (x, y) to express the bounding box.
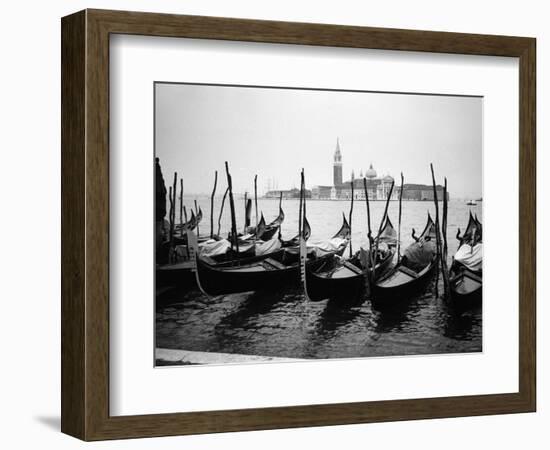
top-left (316, 302), bottom-right (363, 336)
top-left (441, 305), bottom-right (482, 341)
top-left (157, 279), bottom-right (482, 360)
top-left (216, 289), bottom-right (287, 331)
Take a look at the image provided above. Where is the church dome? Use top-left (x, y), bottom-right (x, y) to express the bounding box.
top-left (383, 175), bottom-right (394, 182)
top-left (365, 164), bottom-right (377, 179)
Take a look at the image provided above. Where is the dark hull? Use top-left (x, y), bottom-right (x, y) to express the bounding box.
top-left (197, 249), bottom-right (333, 296)
top-left (156, 261), bottom-right (197, 296)
top-left (371, 259), bottom-right (436, 309)
top-left (450, 267), bottom-right (482, 311)
top-left (156, 245), bottom-right (277, 291)
top-left (306, 250), bottom-right (395, 303)
top-left (197, 259), bottom-right (295, 295)
top-left (306, 266), bottom-right (364, 303)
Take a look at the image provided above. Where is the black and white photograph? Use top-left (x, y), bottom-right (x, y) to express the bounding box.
top-left (154, 82), bottom-right (483, 366)
top-left (2, 0), bottom-right (542, 446)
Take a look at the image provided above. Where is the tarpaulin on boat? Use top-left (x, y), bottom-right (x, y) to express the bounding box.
top-left (403, 240), bottom-right (436, 271)
top-left (455, 243), bottom-right (483, 271)
top-left (256, 237), bottom-right (282, 256)
top-left (199, 239), bottom-right (231, 257)
top-left (308, 237), bottom-right (347, 257)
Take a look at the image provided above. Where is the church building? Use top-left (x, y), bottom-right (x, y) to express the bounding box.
top-left (311, 138), bottom-right (399, 201)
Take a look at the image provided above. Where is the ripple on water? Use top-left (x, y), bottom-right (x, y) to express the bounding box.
top-left (156, 279), bottom-right (481, 360)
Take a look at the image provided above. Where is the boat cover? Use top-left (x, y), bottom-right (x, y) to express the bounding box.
top-left (455, 243), bottom-right (483, 271)
top-left (199, 239), bottom-right (231, 257)
top-left (256, 237), bottom-right (282, 256)
top-left (308, 237), bottom-right (347, 257)
top-left (403, 240), bottom-right (436, 271)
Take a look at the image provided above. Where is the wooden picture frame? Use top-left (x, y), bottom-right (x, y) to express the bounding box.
top-left (61, 9), bottom-right (536, 441)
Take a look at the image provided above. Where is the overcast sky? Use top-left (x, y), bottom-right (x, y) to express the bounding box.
top-left (155, 83), bottom-right (482, 199)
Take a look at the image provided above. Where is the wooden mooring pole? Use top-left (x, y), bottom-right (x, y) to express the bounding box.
top-left (217, 186), bottom-right (229, 237)
top-left (210, 171), bottom-right (218, 238)
top-left (225, 162), bottom-right (239, 253)
top-left (179, 178), bottom-right (184, 238)
top-left (397, 173), bottom-right (404, 264)
top-left (363, 177), bottom-right (373, 297)
top-left (349, 176), bottom-right (354, 257)
top-left (430, 163), bottom-right (450, 299)
top-left (170, 172), bottom-right (177, 247)
top-left (194, 199), bottom-right (200, 238)
top-left (374, 181), bottom-right (395, 282)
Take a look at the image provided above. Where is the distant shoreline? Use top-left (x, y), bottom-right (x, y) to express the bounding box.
top-left (261, 198), bottom-right (479, 202)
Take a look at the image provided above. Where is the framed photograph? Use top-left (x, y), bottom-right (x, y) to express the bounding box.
top-left (61, 9), bottom-right (536, 440)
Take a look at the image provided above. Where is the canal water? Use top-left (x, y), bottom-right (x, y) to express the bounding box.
top-left (156, 198), bottom-right (482, 362)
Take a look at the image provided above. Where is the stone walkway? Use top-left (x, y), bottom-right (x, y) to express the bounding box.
top-left (156, 348), bottom-right (304, 366)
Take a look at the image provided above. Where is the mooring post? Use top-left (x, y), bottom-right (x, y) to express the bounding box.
top-left (210, 171), bottom-right (218, 238)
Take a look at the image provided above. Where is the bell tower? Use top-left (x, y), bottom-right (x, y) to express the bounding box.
top-left (333, 137), bottom-right (343, 186)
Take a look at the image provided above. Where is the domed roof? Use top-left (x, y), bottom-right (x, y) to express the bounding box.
top-left (365, 164), bottom-right (377, 178)
top-left (383, 174), bottom-right (394, 182)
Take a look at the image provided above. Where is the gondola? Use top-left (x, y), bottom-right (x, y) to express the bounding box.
top-left (157, 210), bottom-right (277, 288)
top-left (174, 208), bottom-right (202, 233)
top-left (195, 215), bottom-right (351, 296)
top-left (371, 214), bottom-right (437, 309)
top-left (156, 210), bottom-right (200, 263)
top-left (281, 216), bottom-right (311, 248)
top-left (283, 213), bottom-right (349, 257)
top-left (172, 209), bottom-right (204, 246)
top-left (205, 233), bottom-right (261, 263)
top-left (258, 207), bottom-right (285, 241)
top-left (305, 217), bottom-right (397, 302)
top-left (449, 213), bottom-right (482, 310)
top-left (474, 213), bottom-right (482, 241)
top-left (207, 206), bottom-right (284, 264)
top-left (229, 207), bottom-right (285, 244)
top-left (332, 214), bottom-right (352, 240)
top-left (455, 211), bottom-right (481, 247)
